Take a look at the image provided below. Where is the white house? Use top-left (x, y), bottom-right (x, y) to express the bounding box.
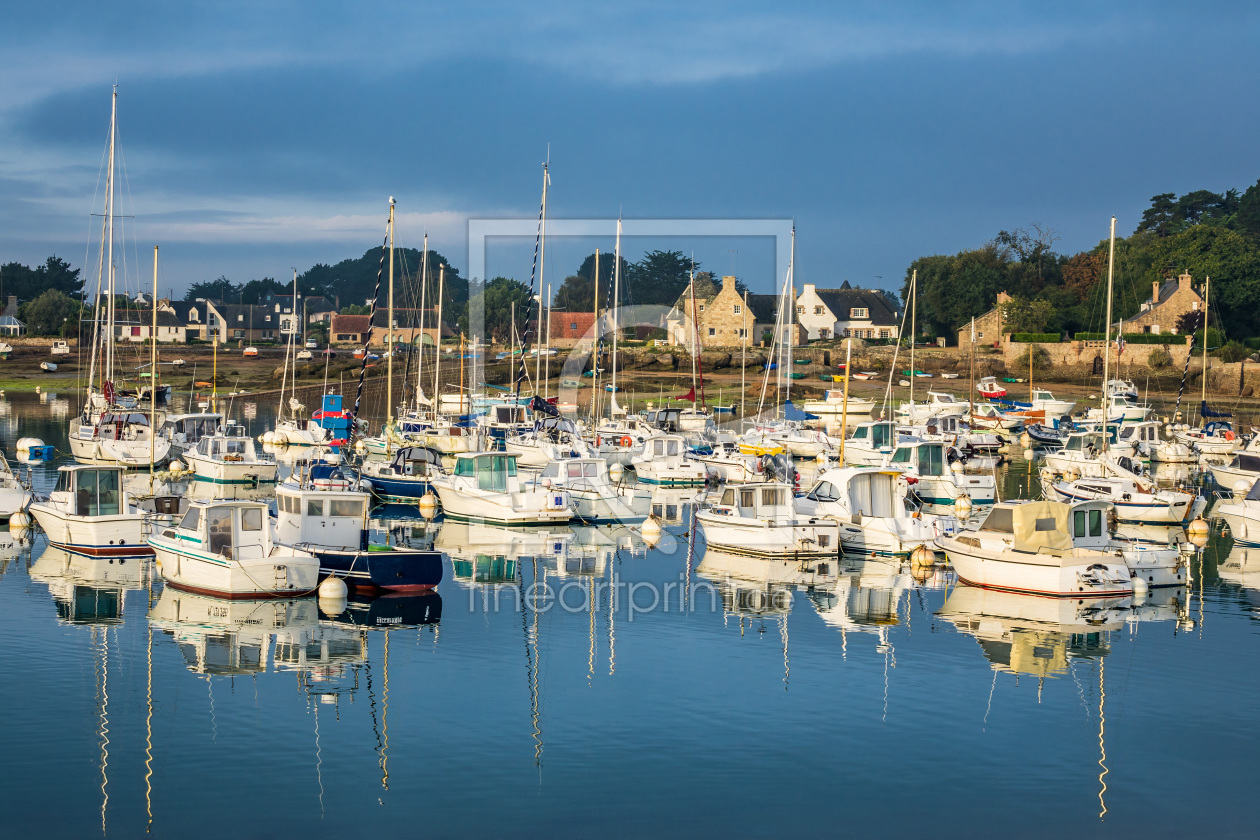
top-left (795, 282), bottom-right (900, 341)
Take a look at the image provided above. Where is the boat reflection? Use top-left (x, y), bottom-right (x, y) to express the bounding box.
top-left (436, 520), bottom-right (574, 586)
top-left (1218, 544), bottom-right (1260, 608)
top-left (30, 545), bottom-right (147, 625)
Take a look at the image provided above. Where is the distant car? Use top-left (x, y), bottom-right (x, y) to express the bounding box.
top-left (243, 347), bottom-right (259, 357)
top-left (296, 349), bottom-right (313, 360)
top-left (305, 339), bottom-right (318, 349)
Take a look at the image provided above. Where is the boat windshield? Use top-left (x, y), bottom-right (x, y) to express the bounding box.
top-left (73, 468), bottom-right (121, 516)
top-left (871, 423), bottom-right (893, 447)
top-left (475, 455), bottom-right (516, 493)
top-left (1072, 508), bottom-right (1104, 538)
top-left (851, 426), bottom-right (868, 440)
top-left (890, 447), bottom-right (912, 465)
top-left (917, 445), bottom-right (945, 477)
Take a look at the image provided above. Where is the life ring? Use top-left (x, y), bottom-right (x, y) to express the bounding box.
top-left (620, 435), bottom-right (633, 448)
top-left (1224, 430), bottom-right (1236, 441)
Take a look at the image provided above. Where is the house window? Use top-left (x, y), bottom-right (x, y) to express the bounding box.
top-left (814, 305), bottom-right (824, 315)
top-left (570, 322), bottom-right (578, 330)
top-left (820, 328), bottom-right (830, 339)
top-left (708, 328), bottom-right (716, 337)
top-left (131, 327), bottom-right (140, 336)
top-left (880, 329), bottom-right (890, 339)
top-left (739, 329), bottom-right (747, 338)
top-left (977, 332), bottom-right (984, 340)
top-left (796, 306), bottom-right (804, 314)
top-left (237, 314), bottom-right (244, 322)
top-left (337, 334), bottom-right (354, 341)
top-left (734, 305), bottom-right (742, 314)
top-left (233, 329), bottom-right (244, 339)
top-left (698, 304), bottom-right (705, 312)
top-left (850, 308), bottom-right (868, 319)
top-left (265, 315), bottom-right (272, 322)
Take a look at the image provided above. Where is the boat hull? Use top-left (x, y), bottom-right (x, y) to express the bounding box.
top-left (312, 546), bottom-right (443, 591)
top-left (149, 535), bottom-right (320, 598)
top-left (941, 546), bottom-right (1132, 597)
top-left (28, 503), bottom-right (152, 557)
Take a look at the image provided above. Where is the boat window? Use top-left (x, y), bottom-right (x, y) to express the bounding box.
top-left (654, 439), bottom-right (664, 457)
top-left (1034, 517), bottom-right (1056, 531)
top-left (891, 447), bottom-right (912, 464)
top-left (197, 439), bottom-right (212, 455)
top-left (872, 424), bottom-right (892, 447)
top-left (721, 488), bottom-right (735, 506)
top-left (667, 439), bottom-right (680, 457)
top-left (853, 426), bottom-right (868, 440)
top-left (762, 488), bottom-right (785, 507)
top-left (54, 471), bottom-right (71, 493)
top-left (808, 481), bottom-right (839, 502)
top-left (241, 507), bottom-right (263, 531)
top-left (180, 507), bottom-right (201, 531)
top-left (226, 440), bottom-right (245, 455)
top-left (917, 445), bottom-right (944, 477)
top-left (584, 463), bottom-right (598, 477)
top-left (307, 499), bottom-right (325, 516)
top-left (739, 489), bottom-right (755, 508)
top-left (207, 507), bottom-right (233, 558)
top-left (1119, 427), bottom-right (1133, 439)
top-left (542, 463), bottom-right (559, 478)
top-left (329, 499), bottom-right (362, 517)
top-left (477, 455), bottom-right (510, 493)
top-left (1073, 510), bottom-right (1086, 537)
top-left (97, 469), bottom-right (120, 516)
top-left (979, 507), bottom-right (1014, 533)
top-left (455, 458), bottom-right (475, 477)
top-left (1089, 508), bottom-right (1103, 537)
top-left (567, 463), bottom-right (584, 479)
top-left (75, 469), bottom-right (98, 515)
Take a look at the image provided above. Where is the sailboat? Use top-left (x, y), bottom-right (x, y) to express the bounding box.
top-left (269, 269), bottom-right (330, 447)
top-left (68, 88), bottom-right (173, 469)
top-left (1171, 275), bottom-right (1239, 454)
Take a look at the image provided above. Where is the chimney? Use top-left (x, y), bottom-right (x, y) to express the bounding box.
top-left (803, 283), bottom-right (816, 296)
top-left (1152, 281), bottom-right (1160, 303)
top-left (996, 291), bottom-right (1011, 305)
top-left (1179, 271), bottom-right (1192, 290)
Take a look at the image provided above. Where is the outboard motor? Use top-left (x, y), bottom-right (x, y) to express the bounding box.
top-left (760, 453), bottom-right (793, 483)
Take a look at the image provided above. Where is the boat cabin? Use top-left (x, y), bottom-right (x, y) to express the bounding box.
top-left (805, 468), bottom-right (903, 519)
top-left (194, 425), bottom-right (256, 461)
top-left (164, 500), bottom-right (273, 560)
top-left (275, 485), bottom-right (369, 550)
top-left (383, 446), bottom-right (444, 477)
top-left (714, 482), bottom-right (797, 523)
top-left (161, 413), bottom-right (223, 448)
top-left (1062, 431), bottom-right (1111, 454)
top-left (452, 452), bottom-right (522, 493)
top-left (647, 408), bottom-right (684, 433)
top-left (641, 434), bottom-right (685, 462)
top-left (1066, 501), bottom-right (1112, 550)
top-left (95, 411), bottom-right (158, 442)
top-left (888, 441), bottom-right (949, 477)
top-left (973, 500), bottom-right (1074, 554)
top-left (484, 404), bottom-right (532, 429)
top-left (538, 458), bottom-right (609, 489)
top-left (850, 421), bottom-right (896, 448)
top-left (51, 465), bottom-right (129, 517)
top-left (1116, 421), bottom-right (1163, 445)
top-left (923, 415), bottom-right (965, 437)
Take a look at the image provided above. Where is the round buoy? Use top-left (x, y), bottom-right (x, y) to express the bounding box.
top-left (609, 463), bottom-right (624, 482)
top-left (1187, 517), bottom-right (1209, 547)
top-left (954, 494), bottom-right (973, 518)
top-left (1233, 479), bottom-right (1251, 501)
top-left (1019, 432), bottom-right (1032, 448)
top-left (1022, 448), bottom-right (1034, 461)
top-left (418, 492), bottom-right (438, 520)
top-left (950, 460), bottom-right (963, 473)
top-left (319, 595), bottom-right (347, 618)
top-left (16, 437), bottom-right (43, 456)
top-left (910, 544), bottom-right (934, 565)
top-left (641, 516), bottom-right (662, 548)
top-left (168, 461), bottom-right (183, 476)
top-left (259, 430), bottom-right (275, 444)
top-left (1132, 575), bottom-right (1149, 595)
top-left (9, 510), bottom-right (31, 533)
top-left (318, 576), bottom-right (348, 599)
top-left (1164, 424), bottom-right (1173, 436)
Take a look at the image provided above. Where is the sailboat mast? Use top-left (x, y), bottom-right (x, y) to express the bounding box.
top-left (741, 290), bottom-right (748, 420)
top-left (1102, 216), bottom-right (1116, 452)
top-left (1201, 275), bottom-right (1210, 419)
top-left (417, 232), bottom-right (428, 412)
top-left (544, 283), bottom-right (551, 400)
top-left (105, 86), bottom-right (118, 389)
top-left (150, 245), bottom-right (158, 484)
top-left (434, 265), bottom-right (444, 412)
top-left (536, 164), bottom-right (549, 398)
top-left (611, 219), bottom-right (621, 405)
top-left (783, 227), bottom-right (795, 413)
top-left (387, 197), bottom-right (395, 423)
top-left (688, 267), bottom-right (698, 400)
top-left (591, 249), bottom-right (599, 420)
top-left (839, 337), bottom-right (852, 463)
top-left (909, 268), bottom-right (917, 407)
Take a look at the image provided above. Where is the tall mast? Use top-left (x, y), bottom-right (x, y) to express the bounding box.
top-left (1102, 216), bottom-right (1116, 451)
top-left (783, 227), bottom-right (795, 413)
top-left (688, 266), bottom-right (699, 400)
top-left (387, 197), bottom-right (395, 423)
top-left (535, 163), bottom-right (549, 398)
top-left (591, 249), bottom-right (599, 420)
top-left (544, 282), bottom-right (551, 399)
top-left (839, 337), bottom-right (852, 464)
top-left (150, 245), bottom-right (158, 486)
top-left (611, 219), bottom-right (621, 408)
top-left (909, 268), bottom-right (917, 407)
top-left (1200, 275), bottom-right (1210, 420)
top-left (416, 233), bottom-right (428, 412)
top-left (104, 86), bottom-right (118, 390)
top-left (741, 290), bottom-right (748, 420)
top-left (434, 265), bottom-right (444, 413)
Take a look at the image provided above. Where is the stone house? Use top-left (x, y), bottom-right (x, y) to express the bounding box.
top-left (330, 313), bottom-right (372, 345)
top-left (204, 302), bottom-right (285, 344)
top-left (665, 275), bottom-right (789, 349)
top-left (795, 282), bottom-right (900, 340)
top-left (957, 292), bottom-right (1010, 351)
top-left (1120, 272), bottom-right (1203, 334)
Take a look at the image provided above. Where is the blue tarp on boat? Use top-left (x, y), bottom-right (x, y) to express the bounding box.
top-left (783, 400), bottom-right (819, 422)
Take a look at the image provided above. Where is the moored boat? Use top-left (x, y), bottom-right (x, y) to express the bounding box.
top-left (29, 464), bottom-right (152, 557)
top-left (698, 481), bottom-right (840, 559)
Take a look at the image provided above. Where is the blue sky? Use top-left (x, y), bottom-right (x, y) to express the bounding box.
top-left (2, 1), bottom-right (1258, 300)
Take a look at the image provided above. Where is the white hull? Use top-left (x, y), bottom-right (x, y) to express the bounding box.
top-left (432, 482), bottom-right (572, 525)
top-left (29, 503), bottom-right (150, 556)
top-left (149, 535), bottom-right (319, 598)
top-left (184, 452), bottom-right (278, 494)
top-left (800, 398), bottom-right (876, 416)
top-left (68, 433), bottom-right (172, 467)
top-left (0, 485), bottom-right (32, 518)
top-left (941, 546), bottom-right (1132, 597)
top-left (1173, 430), bottom-right (1237, 454)
top-left (698, 515), bottom-right (838, 559)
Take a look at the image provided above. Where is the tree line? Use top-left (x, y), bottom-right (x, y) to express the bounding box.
top-left (904, 178), bottom-right (1260, 342)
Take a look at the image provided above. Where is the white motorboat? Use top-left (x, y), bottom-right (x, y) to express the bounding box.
top-left (935, 500), bottom-right (1133, 597)
top-left (182, 423), bottom-right (277, 498)
top-left (1084, 393), bottom-right (1152, 423)
top-left (1216, 478), bottom-right (1260, 547)
top-left (1173, 421), bottom-right (1239, 455)
top-left (528, 457), bottom-right (643, 522)
top-left (355, 445), bottom-right (444, 503)
top-left (0, 453), bottom-right (32, 521)
top-left (1115, 420), bottom-right (1195, 463)
top-left (1209, 452), bottom-right (1260, 489)
top-left (1068, 500), bottom-right (1189, 588)
top-left (796, 466), bottom-right (947, 558)
top-left (800, 389), bottom-right (877, 417)
top-left (842, 420), bottom-right (899, 466)
top-left (160, 412), bottom-right (222, 456)
top-left (504, 416), bottom-right (593, 468)
top-left (631, 433), bottom-right (708, 486)
top-left (68, 408), bottom-right (172, 467)
top-left (688, 441), bottom-right (762, 483)
top-left (1105, 379), bottom-right (1139, 401)
top-left (976, 376), bottom-right (1007, 400)
top-left (29, 464), bottom-right (153, 557)
top-left (1042, 430), bottom-right (1134, 476)
top-left (1042, 471), bottom-right (1203, 526)
top-left (148, 499), bottom-right (320, 598)
top-left (698, 481), bottom-right (840, 559)
top-left (591, 416), bottom-right (656, 465)
top-left (884, 440), bottom-right (996, 512)
top-left (764, 422), bottom-right (840, 459)
top-left (896, 390), bottom-right (970, 422)
top-left (431, 452), bottom-right (572, 524)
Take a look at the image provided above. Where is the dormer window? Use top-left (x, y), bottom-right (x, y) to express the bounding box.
top-left (850, 308), bottom-right (868, 319)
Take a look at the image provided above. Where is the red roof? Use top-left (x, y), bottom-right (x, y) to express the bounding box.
top-left (539, 311), bottom-right (596, 338)
top-left (330, 314), bottom-right (372, 334)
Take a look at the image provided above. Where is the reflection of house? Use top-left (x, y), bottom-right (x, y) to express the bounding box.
top-left (1120, 272), bottom-right (1204, 335)
top-left (0, 296), bottom-right (25, 337)
top-left (795, 282), bottom-right (900, 341)
top-left (664, 275), bottom-right (791, 349)
top-left (957, 292), bottom-right (1010, 351)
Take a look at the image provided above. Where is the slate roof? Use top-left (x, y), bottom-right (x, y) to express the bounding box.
top-left (815, 288), bottom-right (899, 327)
top-left (744, 293), bottom-right (781, 325)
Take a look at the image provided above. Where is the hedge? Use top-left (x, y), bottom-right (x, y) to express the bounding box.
top-left (1075, 332), bottom-right (1177, 345)
top-left (1010, 333), bottom-right (1060, 343)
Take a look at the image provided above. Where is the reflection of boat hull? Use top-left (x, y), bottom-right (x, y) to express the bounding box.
top-left (326, 591), bottom-right (444, 628)
top-left (312, 546), bottom-right (443, 591)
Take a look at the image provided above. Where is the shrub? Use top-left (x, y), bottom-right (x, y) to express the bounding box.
top-left (1216, 341), bottom-right (1250, 364)
top-left (1148, 347), bottom-right (1173, 369)
top-left (1010, 333), bottom-right (1060, 343)
top-left (1013, 345), bottom-right (1051, 374)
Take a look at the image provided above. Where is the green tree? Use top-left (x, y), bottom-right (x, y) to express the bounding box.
top-left (19, 289), bottom-right (80, 336)
top-left (466, 277), bottom-right (533, 344)
top-left (1000, 296), bottom-right (1057, 333)
top-left (185, 277), bottom-right (243, 302)
top-left (553, 251), bottom-right (634, 313)
top-left (628, 250), bottom-right (697, 306)
top-left (1, 256), bottom-right (83, 301)
top-left (299, 246), bottom-right (467, 326)
top-left (340, 304), bottom-right (370, 315)
top-left (1238, 178), bottom-right (1260, 237)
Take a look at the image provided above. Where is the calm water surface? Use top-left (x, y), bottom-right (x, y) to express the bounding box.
top-left (0, 390), bottom-right (1257, 839)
